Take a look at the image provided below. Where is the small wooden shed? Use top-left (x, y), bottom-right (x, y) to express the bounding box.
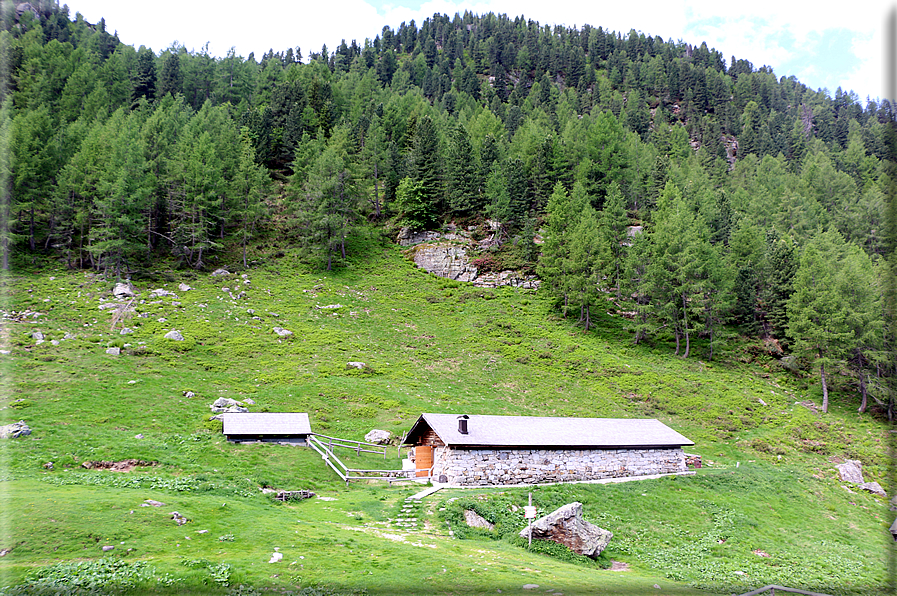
top-left (402, 413), bottom-right (694, 486)
top-left (222, 412), bottom-right (311, 445)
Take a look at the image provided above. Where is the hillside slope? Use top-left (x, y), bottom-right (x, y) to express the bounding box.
top-left (0, 240), bottom-right (891, 595)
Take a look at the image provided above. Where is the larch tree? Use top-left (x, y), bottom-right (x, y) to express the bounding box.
top-left (786, 229), bottom-right (855, 413)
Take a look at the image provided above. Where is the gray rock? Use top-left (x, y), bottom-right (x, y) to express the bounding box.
top-left (212, 268), bottom-right (230, 276)
top-left (365, 429), bottom-right (392, 444)
top-left (519, 502), bottom-right (612, 559)
top-left (113, 282), bottom-right (135, 299)
top-left (272, 327), bottom-right (293, 338)
top-left (178, 283), bottom-right (192, 292)
top-left (31, 331), bottom-right (44, 341)
top-left (891, 518), bottom-right (897, 541)
top-left (0, 421), bottom-right (31, 439)
top-left (184, 391), bottom-right (195, 398)
top-left (102, 545), bottom-right (115, 552)
top-left (243, 398), bottom-right (255, 405)
top-left (837, 460), bottom-right (865, 484)
top-left (210, 397), bottom-right (248, 414)
top-left (212, 397), bottom-right (243, 408)
top-left (164, 330), bottom-right (184, 341)
top-left (396, 227), bottom-right (442, 246)
top-left (347, 361), bottom-right (367, 370)
top-left (144, 499), bottom-right (165, 507)
top-left (63, 333), bottom-right (76, 340)
top-left (135, 434), bottom-right (144, 439)
top-left (105, 347), bottom-right (121, 355)
top-left (150, 288), bottom-right (176, 298)
top-left (860, 481), bottom-right (886, 497)
top-left (50, 340), bottom-right (59, 346)
top-left (464, 509), bottom-right (494, 530)
top-left (120, 328), bottom-right (134, 335)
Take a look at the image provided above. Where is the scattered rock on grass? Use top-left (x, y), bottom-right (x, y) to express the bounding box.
top-left (212, 269), bottom-right (230, 276)
top-left (164, 330), bottom-right (184, 341)
top-left (113, 282), bottom-right (135, 299)
top-left (105, 347), bottom-right (120, 355)
top-left (210, 398), bottom-right (248, 414)
top-left (272, 327), bottom-right (293, 338)
top-left (464, 510), bottom-right (494, 530)
top-left (178, 283), bottom-right (192, 292)
top-left (347, 361), bottom-right (367, 370)
top-left (171, 512), bottom-right (189, 526)
top-left (102, 545), bottom-right (115, 552)
top-left (0, 421), bottom-right (31, 439)
top-left (365, 429), bottom-right (392, 444)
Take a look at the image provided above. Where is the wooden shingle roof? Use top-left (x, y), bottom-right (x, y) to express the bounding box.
top-left (403, 413), bottom-right (693, 449)
top-left (222, 413), bottom-right (311, 436)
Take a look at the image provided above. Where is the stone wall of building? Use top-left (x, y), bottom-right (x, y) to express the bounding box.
top-left (432, 446), bottom-right (687, 486)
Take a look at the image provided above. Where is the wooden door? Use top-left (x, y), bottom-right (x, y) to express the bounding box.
top-left (415, 445), bottom-right (433, 477)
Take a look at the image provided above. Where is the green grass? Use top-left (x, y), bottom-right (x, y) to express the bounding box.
top-left (0, 236), bottom-right (892, 594)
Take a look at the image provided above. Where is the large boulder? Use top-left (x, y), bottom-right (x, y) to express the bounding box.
top-left (519, 502), bottom-right (612, 559)
top-left (836, 460), bottom-right (865, 484)
top-left (0, 421), bottom-right (31, 439)
top-left (364, 429), bottom-right (392, 444)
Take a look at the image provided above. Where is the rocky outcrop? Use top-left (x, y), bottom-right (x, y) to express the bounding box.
top-left (210, 398), bottom-right (248, 414)
top-left (402, 227), bottom-right (540, 290)
top-left (520, 502), bottom-right (612, 559)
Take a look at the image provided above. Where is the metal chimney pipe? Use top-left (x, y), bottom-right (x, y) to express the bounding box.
top-left (458, 415), bottom-right (469, 434)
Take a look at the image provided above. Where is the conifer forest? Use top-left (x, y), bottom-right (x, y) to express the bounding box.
top-left (1, 1), bottom-right (894, 417)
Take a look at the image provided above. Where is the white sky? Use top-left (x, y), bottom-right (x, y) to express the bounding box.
top-left (65, 0), bottom-right (893, 103)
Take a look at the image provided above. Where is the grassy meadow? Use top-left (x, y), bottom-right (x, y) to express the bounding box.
top-left (0, 233), bottom-right (892, 595)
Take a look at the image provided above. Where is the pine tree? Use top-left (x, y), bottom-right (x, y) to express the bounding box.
top-left (444, 122), bottom-right (479, 215)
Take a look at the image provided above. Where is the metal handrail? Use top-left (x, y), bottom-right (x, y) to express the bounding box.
top-left (736, 585), bottom-right (833, 596)
top-left (308, 435), bottom-right (416, 485)
top-left (310, 432), bottom-right (389, 457)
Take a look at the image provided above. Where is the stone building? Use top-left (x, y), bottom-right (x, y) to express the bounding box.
top-left (402, 413), bottom-right (694, 486)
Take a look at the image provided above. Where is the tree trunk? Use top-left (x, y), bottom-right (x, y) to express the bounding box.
top-left (858, 372), bottom-right (868, 413)
top-left (820, 362), bottom-right (829, 413)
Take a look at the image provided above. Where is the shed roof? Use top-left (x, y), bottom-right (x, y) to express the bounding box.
top-left (403, 413), bottom-right (693, 448)
top-left (222, 413), bottom-right (311, 436)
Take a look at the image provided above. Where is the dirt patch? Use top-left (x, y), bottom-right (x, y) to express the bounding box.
top-left (610, 561), bottom-right (630, 571)
top-left (81, 459), bottom-right (156, 472)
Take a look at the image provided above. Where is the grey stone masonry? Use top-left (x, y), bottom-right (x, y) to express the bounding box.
top-left (433, 446), bottom-right (687, 486)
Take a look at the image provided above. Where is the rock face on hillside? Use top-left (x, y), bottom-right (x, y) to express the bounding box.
top-left (520, 502), bottom-right (612, 559)
top-left (399, 225), bottom-right (539, 290)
